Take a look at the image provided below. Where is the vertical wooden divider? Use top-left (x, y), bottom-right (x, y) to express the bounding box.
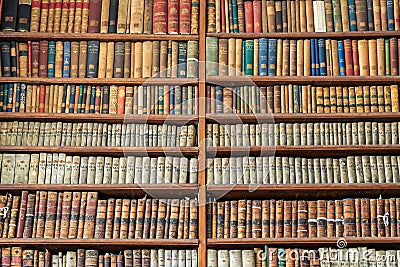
top-left (198, 0), bottom-right (207, 263)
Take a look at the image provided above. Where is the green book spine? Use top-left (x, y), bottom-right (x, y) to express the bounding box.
top-left (231, 0), bottom-right (239, 32)
top-left (332, 0), bottom-right (343, 32)
top-left (385, 39), bottom-right (390, 76)
top-left (206, 37), bottom-right (218, 75)
top-left (244, 39), bottom-right (254, 75)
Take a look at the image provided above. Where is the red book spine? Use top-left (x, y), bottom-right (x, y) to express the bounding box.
top-left (1, 248), bottom-right (11, 267)
top-left (390, 38), bottom-right (399, 75)
top-left (94, 85), bottom-right (101, 113)
top-left (153, 0), bottom-right (168, 34)
top-left (16, 191), bottom-right (28, 238)
top-left (220, 0), bottom-right (226, 32)
top-left (244, 0), bottom-right (254, 33)
top-left (179, 0), bottom-right (191, 34)
top-left (206, 85), bottom-right (211, 113)
top-left (117, 86), bottom-right (125, 114)
top-left (167, 0), bottom-right (179, 33)
top-left (39, 41), bottom-right (48, 78)
top-left (352, 40), bottom-right (360, 76)
top-left (39, 85), bottom-right (46, 112)
top-left (344, 39), bottom-right (354, 76)
top-left (28, 41), bottom-right (32, 77)
top-left (31, 42), bottom-right (40, 77)
top-left (87, 0), bottom-right (102, 33)
top-left (253, 0), bottom-right (262, 33)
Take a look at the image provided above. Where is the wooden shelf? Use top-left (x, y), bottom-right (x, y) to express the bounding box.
top-left (0, 77), bottom-right (198, 86)
top-left (207, 31), bottom-right (400, 39)
top-left (206, 76), bottom-right (400, 86)
top-left (0, 32), bottom-right (199, 41)
top-left (207, 145), bottom-right (400, 157)
top-left (0, 113), bottom-right (198, 125)
top-left (207, 237), bottom-right (400, 248)
top-left (207, 184), bottom-right (400, 200)
top-left (0, 184), bottom-right (199, 198)
top-left (0, 146), bottom-right (199, 157)
top-left (0, 239), bottom-right (199, 251)
top-left (206, 113), bottom-right (400, 124)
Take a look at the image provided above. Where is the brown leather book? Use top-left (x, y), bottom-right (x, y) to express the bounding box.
top-left (168, 199), bottom-right (180, 239)
top-left (54, 192), bottom-right (63, 238)
top-left (22, 193), bottom-right (36, 238)
top-left (215, 201), bottom-right (224, 238)
top-left (104, 198), bottom-right (115, 239)
top-left (39, 0), bottom-right (49, 32)
top-left (120, 199), bottom-right (131, 239)
top-left (385, 198), bottom-right (391, 237)
top-left (343, 198), bottom-right (356, 237)
top-left (275, 200), bottom-right (284, 238)
top-left (33, 191), bottom-right (47, 238)
top-left (355, 0), bottom-right (368, 30)
top-left (16, 191), bottom-right (28, 238)
top-left (163, 199), bottom-right (171, 239)
top-left (230, 200), bottom-right (238, 238)
top-left (245, 199), bottom-right (252, 238)
top-left (307, 201), bottom-right (317, 238)
top-left (31, 191), bottom-right (40, 238)
top-left (390, 198), bottom-right (396, 237)
top-left (78, 41), bottom-right (88, 78)
top-left (43, 191), bottom-right (58, 238)
top-left (177, 199), bottom-right (186, 239)
top-left (59, 192), bottom-right (72, 239)
top-left (67, 192), bottom-right (81, 238)
top-left (237, 200), bottom-right (246, 238)
top-left (297, 200), bottom-right (307, 237)
top-left (124, 42), bottom-right (132, 78)
top-left (355, 198), bottom-right (361, 237)
top-left (94, 199), bottom-right (107, 239)
top-left (316, 200), bottom-right (327, 238)
top-left (112, 199), bottom-right (122, 239)
top-left (11, 247), bottom-right (22, 267)
top-left (155, 199), bottom-right (166, 239)
top-left (282, 200), bottom-right (291, 238)
top-left (38, 41), bottom-right (48, 78)
top-left (134, 199), bottom-right (145, 238)
top-left (76, 191), bottom-right (88, 239)
top-left (189, 199), bottom-right (198, 239)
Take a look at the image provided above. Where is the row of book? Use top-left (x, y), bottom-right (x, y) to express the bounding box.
top-left (1, 0), bottom-right (200, 34)
top-left (206, 155), bottom-right (400, 185)
top-left (207, 197), bottom-right (400, 238)
top-left (0, 121), bottom-right (197, 147)
top-left (0, 191), bottom-right (198, 239)
top-left (207, 122), bottom-right (400, 147)
top-left (0, 247), bottom-right (199, 267)
top-left (0, 40), bottom-right (199, 78)
top-left (206, 37), bottom-right (400, 77)
top-left (0, 154), bottom-right (198, 184)
top-left (208, 247), bottom-right (400, 267)
top-left (206, 85), bottom-right (399, 114)
top-left (207, 0), bottom-right (400, 33)
top-left (0, 84), bottom-right (199, 115)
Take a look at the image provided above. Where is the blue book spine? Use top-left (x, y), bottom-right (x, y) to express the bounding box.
top-left (177, 42), bottom-right (187, 78)
top-left (318, 39), bottom-right (327, 76)
top-left (3, 84), bottom-right (8, 111)
top-left (231, 0), bottom-right (239, 33)
top-left (338, 40), bottom-right (346, 76)
top-left (311, 39), bottom-right (316, 76)
top-left (6, 83), bottom-right (13, 112)
top-left (14, 83), bottom-right (20, 112)
top-left (61, 84), bottom-right (67, 113)
top-left (348, 0), bottom-right (357, 31)
top-left (258, 38), bottom-right (268, 76)
top-left (90, 86), bottom-right (96, 113)
top-left (169, 86), bottom-right (175, 114)
top-left (314, 39), bottom-right (320, 76)
top-left (0, 84), bottom-right (4, 112)
top-left (244, 39), bottom-right (254, 75)
top-left (215, 86), bottom-right (223, 113)
top-left (366, 0), bottom-right (374, 31)
top-left (242, 40), bottom-right (245, 74)
top-left (0, 42), bottom-right (11, 77)
top-left (86, 40), bottom-right (100, 78)
top-left (387, 0), bottom-right (395, 30)
top-left (47, 41), bottom-right (56, 78)
top-left (10, 42), bottom-right (17, 77)
top-left (63, 41), bottom-right (71, 78)
top-left (69, 85), bottom-right (76, 113)
top-left (268, 39), bottom-right (277, 76)
top-left (19, 83), bottom-right (26, 112)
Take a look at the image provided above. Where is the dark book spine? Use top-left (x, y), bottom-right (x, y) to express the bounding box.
top-left (1, 42), bottom-right (11, 77)
top-left (10, 41), bottom-right (17, 77)
top-left (87, 0), bottom-right (102, 33)
top-left (113, 42), bottom-right (125, 78)
top-left (22, 193), bottom-right (36, 238)
top-left (101, 85), bottom-right (109, 114)
top-left (16, 191), bottom-right (28, 238)
top-left (86, 40), bottom-right (100, 78)
top-left (47, 41), bottom-right (56, 78)
top-left (177, 42), bottom-right (188, 78)
top-left (1, 0), bottom-right (18, 31)
top-left (108, 0), bottom-right (119, 33)
top-left (16, 0), bottom-right (32, 31)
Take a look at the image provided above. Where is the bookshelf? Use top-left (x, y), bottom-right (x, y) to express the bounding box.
top-left (2, 0), bottom-right (400, 266)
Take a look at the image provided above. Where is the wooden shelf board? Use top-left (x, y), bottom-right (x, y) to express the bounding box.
top-left (0, 32), bottom-right (199, 41)
top-left (207, 145), bottom-right (400, 157)
top-left (0, 146), bottom-right (199, 157)
top-left (207, 184), bottom-right (400, 200)
top-left (0, 184), bottom-right (199, 198)
top-left (0, 239), bottom-right (199, 250)
top-left (206, 113), bottom-right (400, 124)
top-left (207, 237), bottom-right (400, 248)
top-left (206, 76), bottom-right (400, 86)
top-left (0, 113), bottom-right (198, 124)
top-left (0, 77), bottom-right (198, 86)
top-left (207, 31), bottom-right (400, 39)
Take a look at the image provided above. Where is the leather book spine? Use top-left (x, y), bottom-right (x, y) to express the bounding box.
top-left (104, 198), bottom-right (115, 239)
top-left (82, 191), bottom-right (98, 238)
top-left (54, 192), bottom-right (63, 238)
top-left (87, 0), bottom-right (102, 33)
top-left (134, 198), bottom-right (145, 238)
top-left (168, 199), bottom-right (180, 239)
top-left (59, 191), bottom-right (72, 239)
top-left (43, 191), bottom-right (58, 238)
top-left (1, 0), bottom-right (18, 31)
top-left (343, 198), bottom-right (356, 237)
top-left (307, 201), bottom-right (317, 238)
top-left (16, 190), bottom-right (28, 238)
top-left (30, 0), bottom-right (41, 32)
top-left (355, 198), bottom-right (362, 237)
top-left (38, 41), bottom-right (48, 78)
top-left (94, 199), bottom-right (107, 238)
top-left (297, 200), bottom-right (308, 238)
top-left (76, 191), bottom-right (87, 239)
top-left (153, 0), bottom-right (168, 33)
top-left (17, 0), bottom-right (32, 32)
top-left (120, 199), bottom-right (131, 239)
top-left (22, 193), bottom-right (35, 238)
top-left (80, 0), bottom-right (90, 33)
